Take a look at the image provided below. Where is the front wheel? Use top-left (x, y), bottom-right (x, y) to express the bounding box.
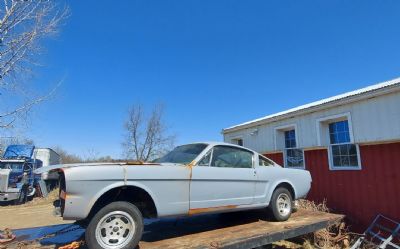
top-left (269, 188), bottom-right (293, 221)
top-left (85, 201), bottom-right (144, 249)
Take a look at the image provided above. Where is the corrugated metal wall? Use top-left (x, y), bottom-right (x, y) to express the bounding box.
top-left (264, 152), bottom-right (284, 166)
top-left (306, 142), bottom-right (400, 231)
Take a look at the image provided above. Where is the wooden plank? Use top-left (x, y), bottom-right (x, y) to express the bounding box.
top-left (139, 209), bottom-right (344, 249)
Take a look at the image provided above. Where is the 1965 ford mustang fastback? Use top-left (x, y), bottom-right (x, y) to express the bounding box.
top-left (36, 142), bottom-right (312, 249)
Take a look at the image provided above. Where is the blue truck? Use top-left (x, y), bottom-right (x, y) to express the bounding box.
top-left (0, 145), bottom-right (60, 204)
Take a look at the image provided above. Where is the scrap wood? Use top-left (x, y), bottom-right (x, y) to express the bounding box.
top-left (0, 229), bottom-right (16, 244)
top-left (58, 241), bottom-right (84, 249)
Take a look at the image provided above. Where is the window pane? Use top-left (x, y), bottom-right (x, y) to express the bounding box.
top-left (330, 133), bottom-right (335, 144)
top-left (349, 155), bottom-right (359, 166)
top-left (329, 120), bottom-right (350, 144)
top-left (349, 144), bottom-right (357, 155)
top-left (284, 129), bottom-right (296, 148)
top-left (329, 123), bottom-right (335, 134)
top-left (337, 121), bottom-right (345, 132)
top-left (211, 146), bottom-right (253, 168)
top-left (232, 139), bottom-right (243, 146)
top-left (339, 144), bottom-right (348, 155)
top-left (285, 149), bottom-right (304, 168)
top-left (332, 145), bottom-right (339, 155)
top-left (331, 144), bottom-right (359, 168)
top-left (340, 156), bottom-right (350, 166)
top-left (338, 133), bottom-right (346, 143)
top-left (333, 156), bottom-right (341, 166)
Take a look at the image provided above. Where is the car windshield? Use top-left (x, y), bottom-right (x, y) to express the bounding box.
top-left (156, 143), bottom-right (208, 164)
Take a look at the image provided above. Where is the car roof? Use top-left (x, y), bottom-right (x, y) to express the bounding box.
top-left (183, 141), bottom-right (260, 154)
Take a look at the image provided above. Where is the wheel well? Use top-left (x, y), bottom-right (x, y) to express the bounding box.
top-left (274, 182), bottom-right (295, 200)
top-left (88, 186), bottom-right (157, 220)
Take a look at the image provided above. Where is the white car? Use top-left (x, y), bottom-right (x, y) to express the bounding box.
top-left (37, 142), bottom-right (312, 249)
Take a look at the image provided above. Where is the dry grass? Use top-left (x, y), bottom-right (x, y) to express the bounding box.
top-left (297, 199), bottom-right (330, 213)
top-left (21, 188), bottom-right (59, 207)
top-left (299, 199), bottom-right (351, 249)
top-left (271, 199), bottom-right (352, 249)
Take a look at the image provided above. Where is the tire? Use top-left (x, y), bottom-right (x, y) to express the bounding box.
top-left (269, 187), bottom-right (293, 221)
top-left (85, 201), bottom-right (144, 249)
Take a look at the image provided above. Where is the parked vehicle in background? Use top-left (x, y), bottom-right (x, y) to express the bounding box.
top-left (0, 145), bottom-right (39, 204)
top-left (34, 148), bottom-right (61, 188)
top-left (0, 145), bottom-right (61, 204)
top-left (37, 142), bottom-right (312, 249)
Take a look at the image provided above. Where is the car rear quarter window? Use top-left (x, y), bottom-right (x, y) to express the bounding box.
top-left (259, 155), bottom-right (274, 166)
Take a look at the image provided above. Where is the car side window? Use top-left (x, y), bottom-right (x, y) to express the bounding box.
top-left (259, 155), bottom-right (274, 166)
top-left (197, 149), bottom-right (212, 166)
top-left (210, 146), bottom-right (253, 169)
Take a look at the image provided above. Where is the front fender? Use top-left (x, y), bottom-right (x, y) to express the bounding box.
top-left (63, 180), bottom-right (161, 220)
top-left (85, 181), bottom-right (160, 219)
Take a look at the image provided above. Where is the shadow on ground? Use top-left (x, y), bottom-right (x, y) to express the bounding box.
top-left (4, 210), bottom-right (271, 248)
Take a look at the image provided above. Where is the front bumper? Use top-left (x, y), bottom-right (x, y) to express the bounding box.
top-left (0, 192), bottom-right (19, 202)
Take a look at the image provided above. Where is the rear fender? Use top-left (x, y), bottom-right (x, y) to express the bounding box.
top-left (266, 180), bottom-right (296, 205)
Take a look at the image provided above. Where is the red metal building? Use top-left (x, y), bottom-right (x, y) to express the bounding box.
top-left (223, 77), bottom-right (400, 231)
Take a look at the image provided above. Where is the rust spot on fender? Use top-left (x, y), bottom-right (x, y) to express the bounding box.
top-left (188, 205), bottom-right (238, 215)
top-left (186, 160), bottom-right (196, 179)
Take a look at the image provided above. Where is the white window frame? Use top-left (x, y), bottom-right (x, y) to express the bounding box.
top-left (327, 143), bottom-right (362, 171)
top-left (274, 124), bottom-right (305, 169)
top-left (230, 136), bottom-right (244, 146)
top-left (316, 112), bottom-right (362, 171)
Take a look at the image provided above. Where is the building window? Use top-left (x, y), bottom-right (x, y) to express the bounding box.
top-left (285, 130), bottom-right (296, 148)
top-left (283, 129), bottom-right (304, 168)
top-left (328, 120), bottom-right (361, 169)
top-left (232, 138), bottom-right (243, 146)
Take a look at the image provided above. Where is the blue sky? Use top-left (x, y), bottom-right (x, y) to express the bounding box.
top-left (27, 0), bottom-right (400, 158)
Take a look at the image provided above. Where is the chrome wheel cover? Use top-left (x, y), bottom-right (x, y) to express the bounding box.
top-left (276, 193), bottom-right (291, 217)
top-left (95, 211), bottom-right (136, 249)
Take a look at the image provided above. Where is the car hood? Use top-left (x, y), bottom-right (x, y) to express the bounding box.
top-left (34, 162), bottom-right (185, 174)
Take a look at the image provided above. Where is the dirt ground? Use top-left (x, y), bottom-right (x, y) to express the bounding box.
top-left (0, 203), bottom-right (72, 230)
top-left (0, 190), bottom-right (72, 230)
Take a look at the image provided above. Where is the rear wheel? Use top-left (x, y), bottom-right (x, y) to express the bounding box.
top-left (85, 201), bottom-right (143, 249)
top-left (269, 188), bottom-right (293, 221)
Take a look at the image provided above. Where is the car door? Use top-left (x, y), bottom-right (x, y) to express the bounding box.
top-left (189, 145), bottom-right (257, 211)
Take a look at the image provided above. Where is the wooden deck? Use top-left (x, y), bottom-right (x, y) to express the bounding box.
top-left (139, 209), bottom-right (344, 249)
top-left (3, 209), bottom-right (343, 249)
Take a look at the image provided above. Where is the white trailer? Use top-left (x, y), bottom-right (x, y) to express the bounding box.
top-left (33, 148), bottom-right (61, 182)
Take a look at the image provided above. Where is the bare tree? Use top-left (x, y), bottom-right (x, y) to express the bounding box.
top-left (0, 136), bottom-right (34, 155)
top-left (123, 104), bottom-right (175, 162)
top-left (52, 146), bottom-right (83, 164)
top-left (0, 0), bottom-right (68, 129)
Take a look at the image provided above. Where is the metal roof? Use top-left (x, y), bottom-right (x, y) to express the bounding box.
top-left (223, 77), bottom-right (400, 133)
